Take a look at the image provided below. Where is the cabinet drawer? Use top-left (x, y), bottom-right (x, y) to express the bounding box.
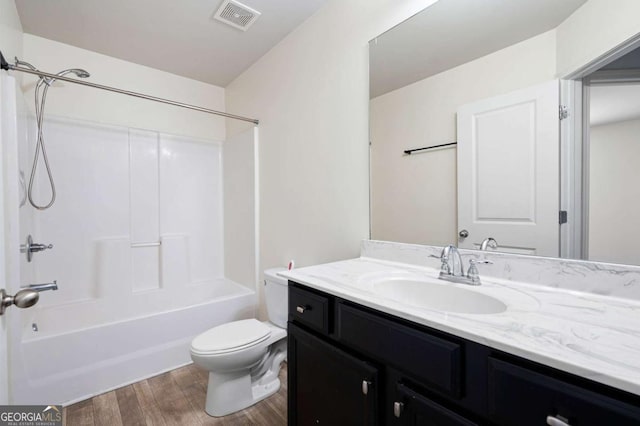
top-left (488, 357), bottom-right (640, 426)
top-left (289, 286), bottom-right (330, 333)
top-left (338, 302), bottom-right (463, 397)
top-left (395, 383), bottom-right (478, 426)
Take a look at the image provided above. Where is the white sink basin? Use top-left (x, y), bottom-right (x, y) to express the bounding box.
top-left (372, 279), bottom-right (507, 314)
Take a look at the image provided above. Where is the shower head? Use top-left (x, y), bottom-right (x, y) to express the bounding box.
top-left (60, 68), bottom-right (90, 78)
top-left (41, 68), bottom-right (90, 87)
top-left (14, 57), bottom-right (38, 71)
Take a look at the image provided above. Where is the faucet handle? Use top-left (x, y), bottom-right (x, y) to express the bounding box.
top-left (467, 259), bottom-right (493, 285)
top-left (429, 254), bottom-right (450, 275)
top-left (469, 259), bottom-right (493, 265)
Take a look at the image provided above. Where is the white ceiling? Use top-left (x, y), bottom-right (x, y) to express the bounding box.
top-left (370, 0), bottom-right (587, 98)
top-left (590, 84), bottom-right (640, 127)
top-left (15, 0), bottom-right (326, 87)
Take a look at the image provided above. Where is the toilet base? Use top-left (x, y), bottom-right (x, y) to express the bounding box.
top-left (204, 371), bottom-right (281, 417)
top-left (204, 338), bottom-right (287, 417)
top-left (251, 372), bottom-right (281, 403)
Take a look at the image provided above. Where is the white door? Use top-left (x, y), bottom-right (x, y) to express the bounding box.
top-left (0, 74), bottom-right (27, 405)
top-left (0, 196), bottom-right (9, 405)
top-left (0, 74), bottom-right (14, 404)
top-left (0, 212), bottom-right (8, 405)
top-left (0, 214), bottom-right (8, 405)
top-left (457, 80), bottom-right (560, 256)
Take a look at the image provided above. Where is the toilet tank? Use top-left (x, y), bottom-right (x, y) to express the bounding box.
top-left (264, 268), bottom-right (289, 328)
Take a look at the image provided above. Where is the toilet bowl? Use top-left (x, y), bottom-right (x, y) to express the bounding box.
top-left (190, 268), bottom-right (288, 417)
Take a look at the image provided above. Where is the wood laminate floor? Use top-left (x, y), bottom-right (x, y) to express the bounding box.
top-left (63, 363), bottom-right (287, 426)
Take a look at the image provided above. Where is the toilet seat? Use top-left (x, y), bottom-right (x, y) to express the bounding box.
top-left (191, 319), bottom-right (272, 355)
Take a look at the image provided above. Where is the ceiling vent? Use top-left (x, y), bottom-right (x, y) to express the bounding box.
top-left (213, 0), bottom-right (261, 31)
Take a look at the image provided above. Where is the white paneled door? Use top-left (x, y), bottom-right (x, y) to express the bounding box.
top-left (457, 80), bottom-right (560, 257)
top-left (0, 74), bottom-right (14, 404)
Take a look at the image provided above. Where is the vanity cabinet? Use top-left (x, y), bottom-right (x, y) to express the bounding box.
top-left (288, 282), bottom-right (640, 426)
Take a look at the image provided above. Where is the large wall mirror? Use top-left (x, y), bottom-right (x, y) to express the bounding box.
top-left (369, 0), bottom-right (640, 266)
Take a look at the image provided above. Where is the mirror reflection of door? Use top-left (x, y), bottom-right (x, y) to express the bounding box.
top-left (585, 47), bottom-right (640, 265)
top-left (456, 80), bottom-right (560, 257)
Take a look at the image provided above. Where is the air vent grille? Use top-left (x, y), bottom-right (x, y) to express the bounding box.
top-left (213, 0), bottom-right (261, 31)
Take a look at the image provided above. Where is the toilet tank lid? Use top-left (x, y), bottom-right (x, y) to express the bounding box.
top-left (264, 267), bottom-right (288, 285)
top-left (191, 319), bottom-right (271, 354)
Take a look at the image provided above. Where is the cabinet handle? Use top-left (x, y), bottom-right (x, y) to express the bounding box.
top-left (393, 401), bottom-right (404, 418)
top-left (547, 415), bottom-right (570, 426)
top-left (296, 305), bottom-right (307, 314)
top-left (361, 380), bottom-right (372, 395)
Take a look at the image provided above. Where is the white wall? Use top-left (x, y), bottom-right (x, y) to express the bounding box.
top-left (22, 35), bottom-right (226, 141)
top-left (370, 31), bottom-right (557, 246)
top-left (226, 0), bottom-right (438, 317)
top-left (589, 118), bottom-right (640, 265)
top-left (0, 0), bottom-right (23, 80)
top-left (557, 0), bottom-right (640, 76)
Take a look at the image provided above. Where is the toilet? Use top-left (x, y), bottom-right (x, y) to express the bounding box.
top-left (190, 268), bottom-right (288, 417)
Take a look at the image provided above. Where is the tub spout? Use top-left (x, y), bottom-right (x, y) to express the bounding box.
top-left (23, 281), bottom-right (58, 292)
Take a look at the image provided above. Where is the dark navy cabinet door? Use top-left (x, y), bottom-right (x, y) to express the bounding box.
top-left (488, 358), bottom-right (640, 426)
top-left (393, 383), bottom-right (478, 426)
top-left (288, 322), bottom-right (379, 425)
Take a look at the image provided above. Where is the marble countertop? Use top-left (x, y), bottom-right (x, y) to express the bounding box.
top-left (281, 257), bottom-right (640, 396)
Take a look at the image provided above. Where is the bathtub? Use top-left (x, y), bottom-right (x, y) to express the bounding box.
top-left (11, 279), bottom-right (255, 405)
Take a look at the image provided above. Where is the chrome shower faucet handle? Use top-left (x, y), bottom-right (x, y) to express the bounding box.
top-left (20, 234), bottom-right (53, 262)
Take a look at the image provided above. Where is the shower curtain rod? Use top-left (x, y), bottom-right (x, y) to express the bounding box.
top-left (0, 51), bottom-right (259, 125)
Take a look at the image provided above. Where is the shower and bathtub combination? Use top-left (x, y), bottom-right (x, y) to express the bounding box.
top-left (0, 54), bottom-right (262, 405)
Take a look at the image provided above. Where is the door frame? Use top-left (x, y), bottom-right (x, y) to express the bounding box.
top-left (559, 33), bottom-right (640, 260)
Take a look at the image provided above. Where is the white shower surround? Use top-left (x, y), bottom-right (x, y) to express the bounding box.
top-left (26, 118), bottom-right (228, 308)
top-left (10, 112), bottom-right (256, 404)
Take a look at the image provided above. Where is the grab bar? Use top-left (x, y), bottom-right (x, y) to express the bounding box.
top-left (131, 242), bottom-right (161, 248)
top-left (19, 170), bottom-right (27, 207)
top-left (404, 142), bottom-right (457, 155)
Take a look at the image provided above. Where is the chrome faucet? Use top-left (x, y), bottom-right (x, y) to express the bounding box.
top-left (443, 245), bottom-right (464, 276)
top-left (22, 281), bottom-right (58, 292)
top-left (480, 237), bottom-right (498, 251)
top-left (431, 245), bottom-right (492, 286)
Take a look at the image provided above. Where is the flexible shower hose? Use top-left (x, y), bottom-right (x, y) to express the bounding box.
top-left (28, 75), bottom-right (57, 210)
